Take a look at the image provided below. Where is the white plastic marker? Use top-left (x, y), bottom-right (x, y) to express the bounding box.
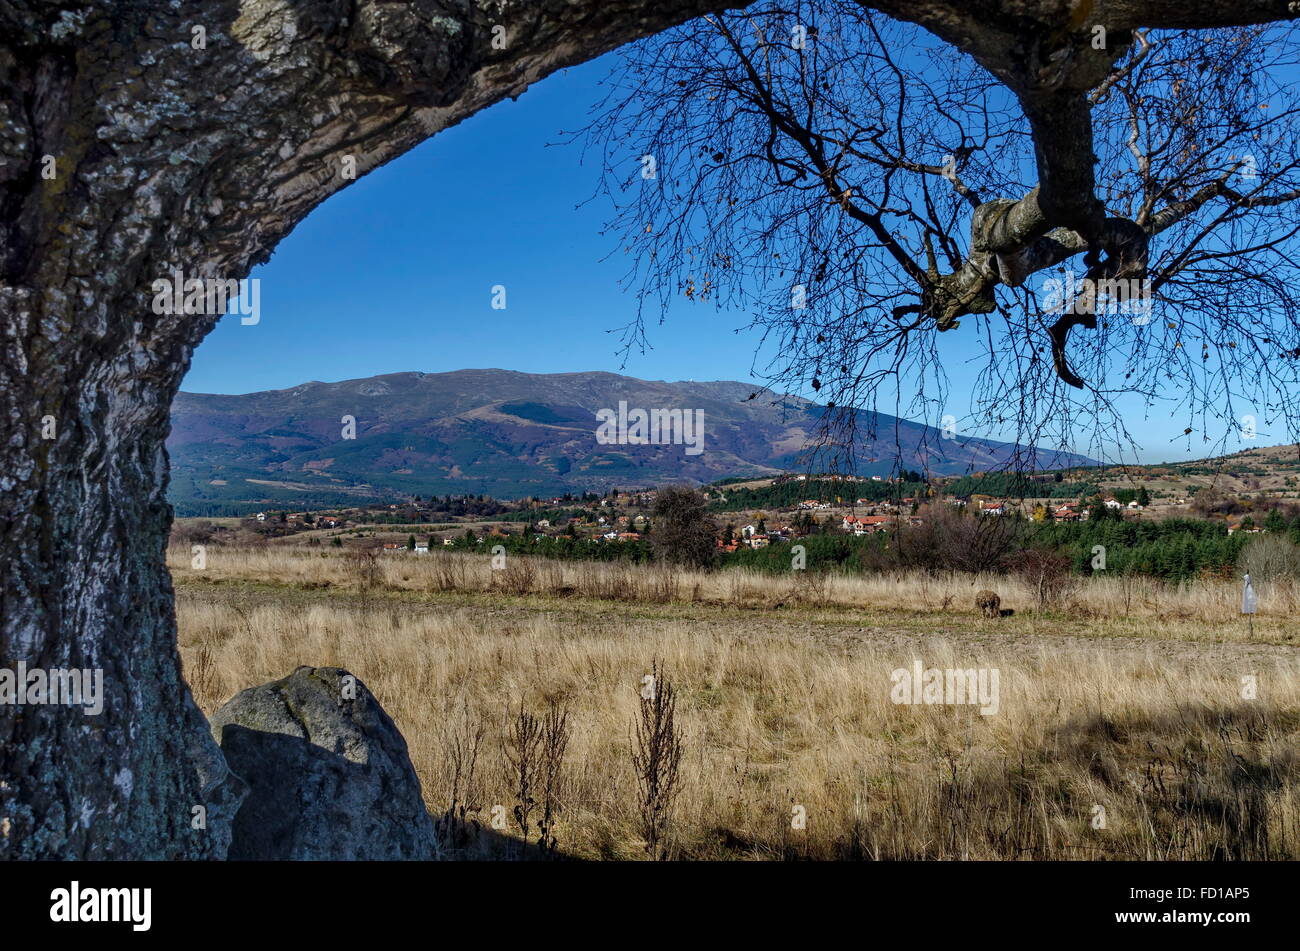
top-left (1242, 572), bottom-right (1258, 637)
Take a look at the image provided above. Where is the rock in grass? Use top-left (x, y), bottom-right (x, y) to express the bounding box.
top-left (212, 666), bottom-right (436, 860)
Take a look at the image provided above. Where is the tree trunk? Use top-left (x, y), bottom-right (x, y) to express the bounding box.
top-left (0, 285), bottom-right (240, 857)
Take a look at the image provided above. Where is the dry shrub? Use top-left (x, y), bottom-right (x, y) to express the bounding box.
top-left (537, 700), bottom-right (571, 856)
top-left (792, 569), bottom-right (829, 605)
top-left (633, 661), bottom-right (684, 860)
top-left (644, 565), bottom-right (681, 603)
top-left (501, 697), bottom-right (572, 858)
top-left (496, 558), bottom-right (537, 596)
top-left (1013, 548), bottom-right (1076, 612)
top-left (1239, 534), bottom-right (1300, 583)
top-left (898, 502), bottom-right (1021, 573)
top-left (429, 552), bottom-right (468, 592)
top-left (504, 705), bottom-right (543, 850)
top-left (434, 703), bottom-right (488, 857)
top-left (185, 646), bottom-right (220, 708)
top-left (345, 548), bottom-right (381, 591)
top-left (650, 486), bottom-right (718, 569)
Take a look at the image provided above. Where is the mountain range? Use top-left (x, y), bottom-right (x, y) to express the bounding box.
top-left (166, 369), bottom-right (1096, 515)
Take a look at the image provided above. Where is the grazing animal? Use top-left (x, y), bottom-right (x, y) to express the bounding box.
top-left (975, 589), bottom-right (1001, 619)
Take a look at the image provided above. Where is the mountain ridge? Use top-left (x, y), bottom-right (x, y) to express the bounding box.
top-left (167, 369), bottom-right (1096, 514)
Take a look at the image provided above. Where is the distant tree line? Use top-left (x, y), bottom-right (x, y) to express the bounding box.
top-left (445, 531), bottom-right (654, 565)
top-left (708, 473), bottom-right (1103, 513)
top-left (942, 472), bottom-right (1101, 500)
top-left (708, 477), bottom-right (930, 512)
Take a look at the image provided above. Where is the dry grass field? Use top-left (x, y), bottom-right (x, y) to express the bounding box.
top-left (172, 547), bottom-right (1300, 860)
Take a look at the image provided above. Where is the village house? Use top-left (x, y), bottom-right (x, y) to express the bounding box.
top-left (1102, 496), bottom-right (1123, 510)
top-left (1053, 504), bottom-right (1080, 522)
top-left (842, 515), bottom-right (864, 533)
top-left (840, 514), bottom-right (897, 534)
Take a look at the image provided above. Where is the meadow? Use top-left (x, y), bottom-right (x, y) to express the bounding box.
top-left (172, 546), bottom-right (1300, 859)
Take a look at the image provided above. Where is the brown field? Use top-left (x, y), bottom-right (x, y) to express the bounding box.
top-left (172, 546), bottom-right (1300, 860)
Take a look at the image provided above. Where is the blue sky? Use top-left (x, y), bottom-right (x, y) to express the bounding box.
top-left (183, 51), bottom-right (1265, 466)
top-left (184, 56), bottom-right (762, 392)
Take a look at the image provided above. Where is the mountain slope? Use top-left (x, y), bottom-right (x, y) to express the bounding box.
top-left (167, 369), bottom-right (1095, 513)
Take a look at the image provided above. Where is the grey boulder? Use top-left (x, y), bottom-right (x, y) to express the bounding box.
top-left (211, 666), bottom-right (437, 860)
